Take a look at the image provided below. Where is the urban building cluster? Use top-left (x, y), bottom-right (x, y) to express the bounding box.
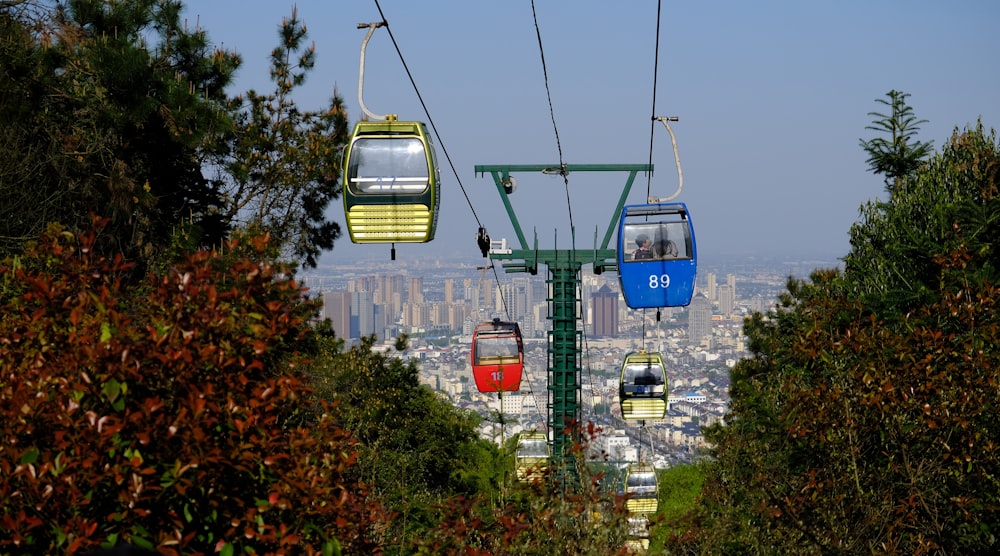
top-left (304, 255), bottom-right (836, 468)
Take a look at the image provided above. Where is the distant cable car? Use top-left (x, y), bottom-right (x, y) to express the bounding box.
top-left (516, 431), bottom-right (549, 482)
top-left (628, 515), bottom-right (651, 538)
top-left (342, 118), bottom-right (441, 243)
top-left (624, 462), bottom-right (659, 515)
top-left (617, 202), bottom-right (697, 309)
top-left (626, 515), bottom-right (651, 553)
top-left (471, 318), bottom-right (524, 392)
top-left (619, 351), bottom-right (668, 421)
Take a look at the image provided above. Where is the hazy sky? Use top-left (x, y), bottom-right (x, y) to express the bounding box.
top-left (189, 1), bottom-right (1000, 266)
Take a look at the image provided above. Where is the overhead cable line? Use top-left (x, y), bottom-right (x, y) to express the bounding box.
top-left (645, 0), bottom-right (663, 200)
top-left (364, 3), bottom-right (545, 432)
top-left (370, 1), bottom-right (514, 328)
top-left (645, 0), bottom-right (684, 203)
top-left (529, 0), bottom-right (576, 245)
top-left (371, 0), bottom-right (483, 230)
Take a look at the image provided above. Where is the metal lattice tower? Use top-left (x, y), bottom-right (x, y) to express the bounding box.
top-left (475, 164), bottom-right (652, 464)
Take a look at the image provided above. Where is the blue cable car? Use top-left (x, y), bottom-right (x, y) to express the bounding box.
top-left (619, 350), bottom-right (668, 421)
top-left (342, 118), bottom-right (441, 243)
top-left (617, 202), bottom-right (696, 309)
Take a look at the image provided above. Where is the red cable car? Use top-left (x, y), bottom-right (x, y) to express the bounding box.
top-left (471, 318), bottom-right (524, 392)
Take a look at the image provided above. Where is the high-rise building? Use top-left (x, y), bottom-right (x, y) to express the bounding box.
top-left (688, 293), bottom-right (712, 345)
top-left (705, 272), bottom-right (717, 303)
top-left (718, 284), bottom-right (734, 317)
top-left (408, 275), bottom-right (424, 304)
top-left (444, 279), bottom-right (455, 303)
top-left (403, 302), bottom-right (430, 328)
top-left (591, 284), bottom-right (618, 338)
top-left (430, 302), bottom-right (449, 328)
top-left (351, 290), bottom-right (375, 339)
top-left (322, 291), bottom-right (351, 339)
top-left (377, 274), bottom-right (404, 305)
top-left (513, 276), bottom-right (533, 320)
top-left (497, 282), bottom-right (516, 318)
top-left (447, 303), bottom-right (467, 330)
top-left (726, 273), bottom-right (737, 300)
top-left (482, 281), bottom-right (495, 312)
top-left (351, 275), bottom-right (376, 294)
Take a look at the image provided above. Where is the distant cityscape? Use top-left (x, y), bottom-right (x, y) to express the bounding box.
top-left (301, 253), bottom-right (843, 469)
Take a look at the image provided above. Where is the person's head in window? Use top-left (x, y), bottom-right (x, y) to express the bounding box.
top-left (653, 237), bottom-right (678, 258)
top-left (633, 234), bottom-right (652, 260)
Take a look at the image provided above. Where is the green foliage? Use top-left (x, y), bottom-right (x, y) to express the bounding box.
top-left (1, 2), bottom-right (348, 273)
top-left (305, 334), bottom-right (502, 552)
top-left (0, 222), bottom-right (378, 555)
top-left (845, 121), bottom-right (1000, 316)
top-left (859, 89), bottom-right (934, 193)
top-left (0, 0), bottom-right (239, 271)
top-left (408, 423), bottom-right (635, 555)
top-left (649, 463), bottom-right (706, 550)
top-left (218, 7), bottom-right (349, 268)
top-left (683, 123), bottom-right (1000, 554)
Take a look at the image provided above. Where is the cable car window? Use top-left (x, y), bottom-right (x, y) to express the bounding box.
top-left (623, 364), bottom-right (664, 396)
top-left (475, 336), bottom-right (520, 364)
top-left (623, 222), bottom-right (691, 262)
top-left (627, 474), bottom-right (657, 491)
top-left (347, 137), bottom-right (429, 193)
top-left (518, 439), bottom-right (548, 458)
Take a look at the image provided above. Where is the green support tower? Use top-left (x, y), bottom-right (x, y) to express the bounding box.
top-left (475, 164), bottom-right (652, 467)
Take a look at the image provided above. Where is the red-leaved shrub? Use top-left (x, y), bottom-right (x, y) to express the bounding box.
top-left (0, 222), bottom-right (379, 555)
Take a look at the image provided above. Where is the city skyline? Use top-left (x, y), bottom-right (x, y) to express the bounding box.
top-left (308, 253), bottom-right (790, 347)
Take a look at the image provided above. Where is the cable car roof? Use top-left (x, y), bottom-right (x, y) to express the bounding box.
top-left (623, 202), bottom-right (688, 218)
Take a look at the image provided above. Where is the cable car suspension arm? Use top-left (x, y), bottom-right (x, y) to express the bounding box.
top-left (356, 21), bottom-right (390, 121)
top-left (652, 116), bottom-right (683, 202)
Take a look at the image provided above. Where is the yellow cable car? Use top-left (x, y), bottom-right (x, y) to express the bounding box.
top-left (342, 117), bottom-right (441, 243)
top-left (619, 350), bottom-right (668, 421)
top-left (515, 430), bottom-right (549, 483)
top-left (343, 23), bottom-right (441, 245)
top-left (624, 462), bottom-right (659, 515)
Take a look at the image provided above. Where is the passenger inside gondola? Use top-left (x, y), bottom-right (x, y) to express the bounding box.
top-left (656, 222), bottom-right (691, 259)
top-left (653, 237), bottom-right (679, 259)
top-left (476, 336), bottom-right (519, 364)
top-left (624, 363), bottom-right (665, 396)
top-left (631, 234), bottom-right (653, 261)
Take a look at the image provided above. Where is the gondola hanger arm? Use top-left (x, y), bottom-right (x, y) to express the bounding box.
top-left (357, 21), bottom-right (391, 121)
top-left (653, 116), bottom-right (683, 202)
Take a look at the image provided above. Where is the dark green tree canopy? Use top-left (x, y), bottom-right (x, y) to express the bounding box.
top-left (859, 89), bottom-right (934, 194)
top-left (214, 7), bottom-right (349, 268)
top-left (0, 0), bottom-right (240, 270)
top-left (686, 122), bottom-right (1000, 554)
top-left (0, 0), bottom-right (348, 272)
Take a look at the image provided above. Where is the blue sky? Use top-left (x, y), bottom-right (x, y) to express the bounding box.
top-left (189, 1), bottom-right (1000, 266)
